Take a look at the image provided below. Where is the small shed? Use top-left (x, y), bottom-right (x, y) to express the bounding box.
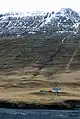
top-left (40, 89), bottom-right (48, 94)
top-left (52, 87), bottom-right (61, 93)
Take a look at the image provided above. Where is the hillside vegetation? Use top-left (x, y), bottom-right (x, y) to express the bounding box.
top-left (0, 35), bottom-right (80, 104)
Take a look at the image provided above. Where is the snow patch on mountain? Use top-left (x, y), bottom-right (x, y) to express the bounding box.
top-left (0, 8), bottom-right (80, 36)
top-left (40, 8), bottom-right (80, 34)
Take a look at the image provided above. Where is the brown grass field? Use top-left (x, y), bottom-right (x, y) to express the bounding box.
top-left (0, 36), bottom-right (79, 105)
top-left (0, 66), bottom-right (80, 104)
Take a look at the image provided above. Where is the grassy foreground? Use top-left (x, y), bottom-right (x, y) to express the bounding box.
top-left (0, 67), bottom-right (80, 109)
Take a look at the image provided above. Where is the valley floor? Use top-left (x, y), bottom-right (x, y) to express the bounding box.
top-left (0, 66), bottom-right (80, 107)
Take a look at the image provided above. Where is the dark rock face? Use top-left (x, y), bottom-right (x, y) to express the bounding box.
top-left (0, 8), bottom-right (80, 37)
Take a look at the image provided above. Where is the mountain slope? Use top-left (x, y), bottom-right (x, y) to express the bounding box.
top-left (0, 8), bottom-right (80, 37)
top-left (40, 8), bottom-right (80, 34)
top-left (0, 11), bottom-right (47, 36)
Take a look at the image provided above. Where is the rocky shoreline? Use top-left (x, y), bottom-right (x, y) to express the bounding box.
top-left (0, 100), bottom-right (78, 109)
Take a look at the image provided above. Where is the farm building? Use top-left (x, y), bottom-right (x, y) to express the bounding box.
top-left (52, 87), bottom-right (61, 93)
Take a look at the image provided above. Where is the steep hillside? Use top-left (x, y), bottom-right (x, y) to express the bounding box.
top-left (0, 8), bottom-right (80, 37)
top-left (0, 33), bottom-right (80, 73)
top-left (0, 35), bottom-right (79, 105)
top-left (40, 8), bottom-right (80, 34)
